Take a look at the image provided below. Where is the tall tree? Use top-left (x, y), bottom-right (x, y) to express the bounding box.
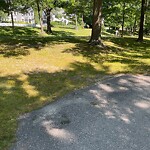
top-left (121, 2), bottom-right (126, 37)
top-left (0, 0), bottom-right (14, 28)
top-left (89, 0), bottom-right (103, 45)
top-left (24, 0), bottom-right (44, 32)
top-left (64, 0), bottom-right (92, 29)
top-left (43, 0), bottom-right (67, 33)
top-left (145, 0), bottom-right (150, 34)
top-left (43, 0), bottom-right (57, 33)
top-left (64, 0), bottom-right (80, 29)
top-left (137, 0), bottom-right (146, 41)
top-left (36, 0), bottom-right (44, 33)
top-left (0, 0), bottom-right (29, 29)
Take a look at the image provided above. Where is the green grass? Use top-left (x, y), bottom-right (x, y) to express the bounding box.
top-left (0, 26), bottom-right (150, 150)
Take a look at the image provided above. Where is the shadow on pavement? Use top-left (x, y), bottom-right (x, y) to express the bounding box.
top-left (10, 74), bottom-right (150, 150)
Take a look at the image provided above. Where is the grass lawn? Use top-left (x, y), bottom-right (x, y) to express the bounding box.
top-left (0, 26), bottom-right (150, 150)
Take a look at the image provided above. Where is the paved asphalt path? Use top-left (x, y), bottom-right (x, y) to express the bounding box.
top-left (10, 74), bottom-right (150, 150)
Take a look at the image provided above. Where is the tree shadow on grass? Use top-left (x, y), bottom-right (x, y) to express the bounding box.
top-left (0, 61), bottom-right (108, 150)
top-left (0, 26), bottom-right (40, 37)
top-left (1, 58), bottom-right (150, 149)
top-left (104, 37), bottom-right (150, 57)
top-left (0, 27), bottom-right (88, 57)
top-left (63, 37), bottom-right (150, 74)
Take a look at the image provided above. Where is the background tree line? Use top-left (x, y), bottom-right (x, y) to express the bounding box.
top-left (0, 0), bottom-right (149, 42)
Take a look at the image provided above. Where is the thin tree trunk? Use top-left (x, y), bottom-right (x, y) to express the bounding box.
top-left (121, 2), bottom-right (125, 37)
top-left (36, 0), bottom-right (43, 33)
top-left (46, 8), bottom-right (52, 34)
top-left (34, 9), bottom-right (39, 25)
top-left (137, 0), bottom-right (145, 42)
top-left (145, 0), bottom-right (149, 35)
top-left (130, 27), bottom-right (133, 35)
top-left (8, 0), bottom-right (14, 31)
top-left (10, 11), bottom-right (14, 29)
top-left (89, 0), bottom-right (103, 45)
top-left (75, 13), bottom-right (78, 30)
top-left (133, 15), bottom-right (137, 34)
top-left (81, 13), bottom-right (84, 28)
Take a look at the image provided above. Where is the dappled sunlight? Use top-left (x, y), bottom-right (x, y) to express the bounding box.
top-left (3, 89), bottom-right (13, 95)
top-left (39, 96), bottom-right (47, 102)
top-left (0, 79), bottom-right (15, 89)
top-left (120, 114), bottom-right (130, 124)
top-left (134, 101), bottom-right (150, 109)
top-left (0, 60), bottom-right (105, 149)
top-left (104, 41), bottom-right (124, 50)
top-left (98, 84), bottom-right (115, 92)
top-left (17, 74), bottom-right (28, 81)
top-left (64, 36), bottom-right (150, 74)
top-left (0, 42), bottom-right (89, 77)
top-left (104, 110), bottom-right (116, 119)
top-left (119, 78), bottom-right (132, 84)
top-left (4, 74), bottom-right (149, 150)
top-left (0, 27), bottom-right (149, 76)
top-left (102, 62), bottom-right (128, 73)
top-left (89, 75), bottom-right (150, 125)
top-left (46, 128), bottom-right (73, 140)
top-left (0, 27), bottom-right (89, 58)
top-left (42, 120), bottom-right (76, 142)
top-left (22, 80), bottom-right (39, 98)
top-left (0, 26), bottom-right (150, 149)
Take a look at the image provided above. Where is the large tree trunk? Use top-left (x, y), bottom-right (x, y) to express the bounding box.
top-left (89, 0), bottom-right (103, 45)
top-left (137, 0), bottom-right (146, 42)
top-left (46, 8), bottom-right (52, 34)
top-left (36, 0), bottom-right (43, 33)
top-left (121, 2), bottom-right (125, 37)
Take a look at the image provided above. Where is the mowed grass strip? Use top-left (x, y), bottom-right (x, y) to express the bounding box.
top-left (0, 26), bottom-right (150, 150)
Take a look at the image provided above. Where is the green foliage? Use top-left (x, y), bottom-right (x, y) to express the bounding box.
top-left (0, 0), bottom-right (27, 13)
top-left (102, 0), bottom-right (150, 36)
top-left (64, 0), bottom-right (92, 25)
top-left (0, 10), bottom-right (7, 22)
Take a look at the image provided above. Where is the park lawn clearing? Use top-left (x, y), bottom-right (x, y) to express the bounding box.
top-left (0, 26), bottom-right (150, 150)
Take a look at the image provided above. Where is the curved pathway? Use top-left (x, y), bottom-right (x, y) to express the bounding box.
top-left (10, 74), bottom-right (150, 150)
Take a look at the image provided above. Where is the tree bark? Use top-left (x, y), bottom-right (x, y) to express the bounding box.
top-left (75, 13), bottom-right (78, 30)
top-left (121, 2), bottom-right (125, 37)
top-left (133, 15), bottom-right (137, 34)
top-left (89, 0), bottom-right (103, 45)
top-left (137, 0), bottom-right (146, 42)
top-left (81, 13), bottom-right (84, 28)
top-left (8, 0), bottom-right (14, 30)
top-left (10, 11), bottom-right (14, 29)
top-left (46, 8), bottom-right (52, 34)
top-left (144, 0), bottom-right (149, 35)
top-left (36, 0), bottom-right (43, 33)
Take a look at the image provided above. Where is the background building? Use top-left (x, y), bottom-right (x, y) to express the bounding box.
top-left (0, 8), bottom-right (35, 24)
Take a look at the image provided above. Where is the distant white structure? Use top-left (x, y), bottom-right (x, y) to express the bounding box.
top-left (0, 8), bottom-right (71, 26)
top-left (61, 17), bottom-right (72, 25)
top-left (0, 8), bottom-right (35, 24)
top-left (51, 15), bottom-right (71, 25)
top-left (51, 15), bottom-right (61, 22)
top-left (115, 30), bottom-right (119, 36)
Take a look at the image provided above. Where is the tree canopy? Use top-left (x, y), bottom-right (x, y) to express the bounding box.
top-left (0, 0), bottom-right (149, 41)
